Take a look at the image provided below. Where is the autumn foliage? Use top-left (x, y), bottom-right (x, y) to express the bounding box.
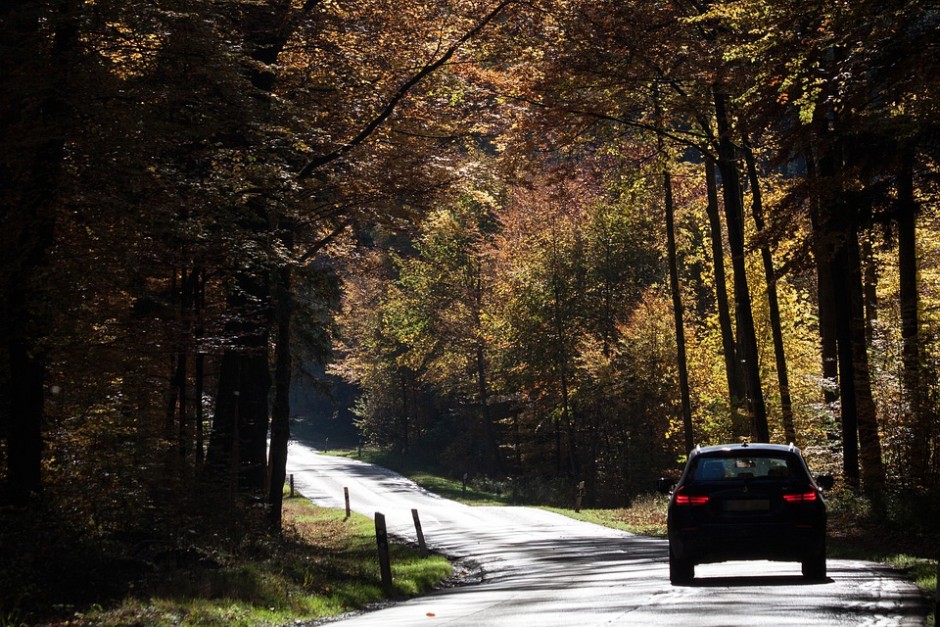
top-left (1, 0), bottom-right (939, 616)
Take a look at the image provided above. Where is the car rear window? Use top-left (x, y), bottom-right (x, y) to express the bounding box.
top-left (690, 454), bottom-right (799, 481)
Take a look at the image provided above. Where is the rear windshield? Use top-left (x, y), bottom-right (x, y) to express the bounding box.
top-left (689, 454), bottom-right (802, 481)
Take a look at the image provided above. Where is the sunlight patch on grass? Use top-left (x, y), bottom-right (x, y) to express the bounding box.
top-left (545, 494), bottom-right (669, 537)
top-left (327, 448), bottom-right (508, 505)
top-left (72, 496), bottom-right (451, 626)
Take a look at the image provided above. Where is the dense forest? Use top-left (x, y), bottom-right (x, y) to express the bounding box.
top-left (2, 0), bottom-right (939, 587)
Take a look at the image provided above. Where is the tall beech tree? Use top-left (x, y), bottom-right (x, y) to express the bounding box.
top-left (712, 91), bottom-right (769, 442)
top-left (744, 146), bottom-right (797, 445)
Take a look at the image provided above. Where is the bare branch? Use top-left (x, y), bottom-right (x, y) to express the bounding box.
top-left (298, 0), bottom-right (517, 179)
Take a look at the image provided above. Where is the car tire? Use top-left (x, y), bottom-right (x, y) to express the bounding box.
top-left (801, 553), bottom-right (827, 580)
top-left (669, 550), bottom-right (694, 585)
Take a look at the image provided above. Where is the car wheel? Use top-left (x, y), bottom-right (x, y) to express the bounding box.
top-left (801, 553), bottom-right (827, 580)
top-left (669, 550), bottom-right (694, 585)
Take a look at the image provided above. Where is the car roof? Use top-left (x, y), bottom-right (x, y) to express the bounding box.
top-left (691, 443), bottom-right (801, 457)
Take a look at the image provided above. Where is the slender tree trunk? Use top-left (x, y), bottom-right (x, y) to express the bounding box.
top-left (898, 146), bottom-right (926, 483)
top-left (205, 270), bottom-right (272, 497)
top-left (240, 352), bottom-right (272, 494)
top-left (665, 168), bottom-right (695, 451)
top-left (830, 235), bottom-right (860, 487)
top-left (207, 353), bottom-right (242, 487)
top-left (176, 351), bottom-right (188, 453)
top-left (165, 269), bottom-right (180, 439)
top-left (195, 352), bottom-right (205, 466)
top-left (744, 146), bottom-right (796, 445)
top-left (860, 233), bottom-right (878, 344)
top-left (194, 268), bottom-right (206, 466)
top-left (818, 135), bottom-right (885, 490)
top-left (807, 155), bottom-right (839, 406)
top-left (845, 223), bottom-right (886, 491)
top-left (177, 268), bottom-right (197, 458)
top-left (268, 259), bottom-right (292, 530)
top-left (704, 156), bottom-right (747, 434)
top-left (713, 91), bottom-right (768, 442)
top-left (817, 131), bottom-right (861, 486)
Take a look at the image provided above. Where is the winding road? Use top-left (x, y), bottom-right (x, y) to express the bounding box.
top-left (286, 442), bottom-right (928, 626)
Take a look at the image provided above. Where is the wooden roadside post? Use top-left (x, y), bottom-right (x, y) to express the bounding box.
top-left (411, 509), bottom-right (428, 556)
top-left (374, 512), bottom-right (393, 595)
top-left (575, 480), bottom-right (585, 513)
top-left (289, 474), bottom-right (295, 498)
top-left (344, 487), bottom-right (351, 519)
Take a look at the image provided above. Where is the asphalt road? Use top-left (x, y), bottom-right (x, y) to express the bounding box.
top-left (286, 442), bottom-right (928, 626)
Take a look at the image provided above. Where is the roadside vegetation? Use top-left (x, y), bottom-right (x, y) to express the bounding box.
top-left (1, 493), bottom-right (450, 627)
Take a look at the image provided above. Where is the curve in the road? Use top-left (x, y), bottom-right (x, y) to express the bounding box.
top-left (286, 442), bottom-right (928, 626)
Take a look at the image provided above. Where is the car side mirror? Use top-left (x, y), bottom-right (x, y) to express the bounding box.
top-left (656, 477), bottom-right (675, 495)
top-left (815, 473), bottom-right (834, 491)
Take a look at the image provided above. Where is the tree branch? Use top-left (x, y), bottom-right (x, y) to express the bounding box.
top-left (298, 0), bottom-right (517, 179)
top-left (298, 219), bottom-right (352, 263)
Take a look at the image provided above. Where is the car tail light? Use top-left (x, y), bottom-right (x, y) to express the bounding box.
top-left (782, 490), bottom-right (818, 503)
top-left (674, 487), bottom-right (709, 506)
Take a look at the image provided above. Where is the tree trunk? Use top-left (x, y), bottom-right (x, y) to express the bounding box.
top-left (830, 234), bottom-right (860, 487)
top-left (713, 91), bottom-right (769, 442)
top-left (860, 232), bottom-right (878, 344)
top-left (205, 272), bottom-right (272, 497)
top-left (898, 146), bottom-right (926, 483)
top-left (206, 352), bottom-right (243, 489)
top-left (194, 268), bottom-right (206, 466)
top-left (806, 154), bottom-right (840, 406)
top-left (817, 131), bottom-right (861, 487)
top-left (704, 156), bottom-right (748, 434)
top-left (845, 223), bottom-right (886, 491)
top-left (665, 168), bottom-right (695, 451)
top-left (744, 146), bottom-right (796, 445)
top-left (2, 0), bottom-right (78, 501)
top-left (267, 259), bottom-right (293, 530)
top-left (819, 138), bottom-right (885, 491)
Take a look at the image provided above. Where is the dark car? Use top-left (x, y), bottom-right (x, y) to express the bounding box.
top-left (666, 442), bottom-right (827, 585)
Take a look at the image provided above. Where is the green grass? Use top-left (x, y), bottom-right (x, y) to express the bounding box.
top-left (544, 494), bottom-right (670, 537)
top-left (57, 497), bottom-right (451, 627)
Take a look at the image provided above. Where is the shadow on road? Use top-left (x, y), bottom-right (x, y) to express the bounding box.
top-left (685, 574), bottom-right (831, 587)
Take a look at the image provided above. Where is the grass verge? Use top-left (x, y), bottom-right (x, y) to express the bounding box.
top-left (544, 494), bottom-right (670, 537)
top-left (31, 496), bottom-right (451, 627)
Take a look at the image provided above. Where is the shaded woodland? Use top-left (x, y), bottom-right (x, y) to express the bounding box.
top-left (2, 0), bottom-right (939, 611)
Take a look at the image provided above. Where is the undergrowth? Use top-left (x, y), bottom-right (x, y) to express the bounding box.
top-left (1, 495), bottom-right (450, 627)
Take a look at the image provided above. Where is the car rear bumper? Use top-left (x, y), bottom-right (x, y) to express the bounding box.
top-left (669, 523), bottom-right (825, 564)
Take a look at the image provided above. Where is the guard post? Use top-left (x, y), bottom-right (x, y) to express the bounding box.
top-left (374, 512), bottom-right (393, 595)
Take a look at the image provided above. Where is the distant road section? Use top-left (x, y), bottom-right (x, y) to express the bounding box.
top-left (286, 442), bottom-right (927, 626)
